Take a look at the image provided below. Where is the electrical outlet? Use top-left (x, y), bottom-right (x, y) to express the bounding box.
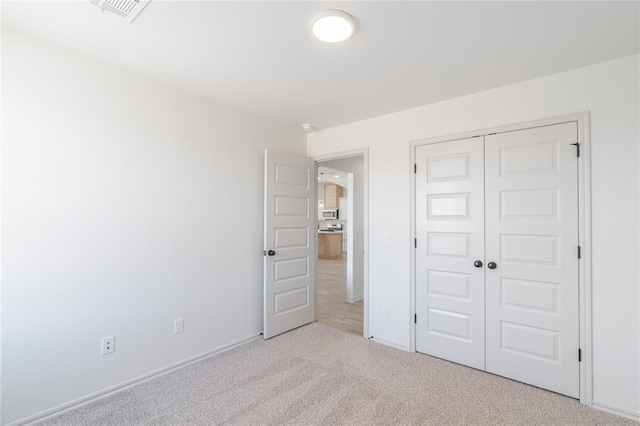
top-left (174, 318), bottom-right (184, 334)
top-left (101, 336), bottom-right (115, 355)
top-left (383, 304), bottom-right (390, 316)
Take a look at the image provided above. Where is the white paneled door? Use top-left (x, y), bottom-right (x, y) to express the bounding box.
top-left (415, 122), bottom-right (580, 398)
top-left (484, 123), bottom-right (579, 397)
top-left (263, 151), bottom-right (315, 339)
top-left (415, 138), bottom-right (486, 370)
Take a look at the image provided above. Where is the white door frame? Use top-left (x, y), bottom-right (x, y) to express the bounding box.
top-left (410, 112), bottom-right (592, 406)
top-left (312, 148), bottom-right (370, 339)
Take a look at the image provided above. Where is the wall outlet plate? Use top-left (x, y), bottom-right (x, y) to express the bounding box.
top-left (174, 318), bottom-right (184, 334)
top-left (102, 336), bottom-right (115, 355)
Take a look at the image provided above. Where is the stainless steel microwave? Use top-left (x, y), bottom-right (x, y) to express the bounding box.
top-left (321, 209), bottom-right (339, 220)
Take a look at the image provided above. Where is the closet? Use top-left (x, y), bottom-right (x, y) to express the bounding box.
top-left (415, 122), bottom-right (580, 398)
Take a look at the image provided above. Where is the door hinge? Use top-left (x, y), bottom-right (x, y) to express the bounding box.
top-left (571, 142), bottom-right (580, 157)
top-left (414, 163), bottom-right (417, 174)
top-left (578, 348), bottom-right (582, 362)
top-left (414, 314), bottom-right (417, 324)
top-left (414, 238), bottom-right (417, 248)
top-left (578, 246), bottom-right (581, 259)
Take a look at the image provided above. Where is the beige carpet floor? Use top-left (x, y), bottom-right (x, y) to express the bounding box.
top-left (38, 323), bottom-right (634, 425)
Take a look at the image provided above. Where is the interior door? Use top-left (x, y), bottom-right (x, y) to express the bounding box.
top-left (415, 138), bottom-right (486, 370)
top-left (263, 150), bottom-right (315, 339)
top-left (484, 123), bottom-right (579, 397)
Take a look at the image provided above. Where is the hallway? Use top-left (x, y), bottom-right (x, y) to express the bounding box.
top-left (316, 255), bottom-right (363, 336)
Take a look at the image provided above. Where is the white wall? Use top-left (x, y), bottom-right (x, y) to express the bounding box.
top-left (1, 28), bottom-right (304, 424)
top-left (319, 157), bottom-right (365, 301)
top-left (308, 55), bottom-right (640, 418)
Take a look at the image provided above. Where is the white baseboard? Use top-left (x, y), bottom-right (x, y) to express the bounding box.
top-left (369, 336), bottom-right (410, 352)
top-left (592, 400), bottom-right (640, 422)
top-left (346, 294), bottom-right (363, 304)
top-left (12, 332), bottom-right (262, 426)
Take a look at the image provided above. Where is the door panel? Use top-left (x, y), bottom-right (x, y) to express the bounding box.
top-left (264, 151), bottom-right (315, 339)
top-left (484, 123), bottom-right (579, 398)
top-left (415, 138), bottom-right (485, 370)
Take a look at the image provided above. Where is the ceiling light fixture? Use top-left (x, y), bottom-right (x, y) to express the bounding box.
top-left (311, 10), bottom-right (356, 43)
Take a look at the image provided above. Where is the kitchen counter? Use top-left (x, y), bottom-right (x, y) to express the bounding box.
top-left (318, 230), bottom-right (344, 234)
top-left (318, 232), bottom-right (343, 259)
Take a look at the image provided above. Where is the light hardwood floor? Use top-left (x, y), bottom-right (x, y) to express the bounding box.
top-left (316, 254), bottom-right (363, 336)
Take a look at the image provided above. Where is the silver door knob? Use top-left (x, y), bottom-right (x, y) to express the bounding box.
top-left (487, 262), bottom-right (497, 269)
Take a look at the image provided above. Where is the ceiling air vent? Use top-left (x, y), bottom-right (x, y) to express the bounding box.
top-left (90, 0), bottom-right (150, 23)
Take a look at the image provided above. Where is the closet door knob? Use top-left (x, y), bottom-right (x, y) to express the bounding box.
top-left (473, 260), bottom-right (483, 268)
top-left (487, 262), bottom-right (497, 269)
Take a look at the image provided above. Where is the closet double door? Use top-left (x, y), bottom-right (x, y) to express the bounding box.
top-left (415, 122), bottom-right (580, 398)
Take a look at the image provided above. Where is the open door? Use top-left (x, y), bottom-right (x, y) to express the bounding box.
top-left (263, 150), bottom-right (316, 339)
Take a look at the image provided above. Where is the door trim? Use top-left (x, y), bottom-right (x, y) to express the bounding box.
top-left (312, 148), bottom-right (370, 339)
top-left (409, 112), bottom-right (592, 406)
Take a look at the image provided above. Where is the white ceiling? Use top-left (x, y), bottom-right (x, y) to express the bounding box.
top-left (318, 166), bottom-right (348, 188)
top-left (2, 1), bottom-right (638, 130)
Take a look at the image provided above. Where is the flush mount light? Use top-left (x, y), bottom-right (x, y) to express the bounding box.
top-left (311, 10), bottom-right (356, 43)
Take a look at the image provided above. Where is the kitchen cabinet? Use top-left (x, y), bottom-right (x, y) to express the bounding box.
top-left (318, 233), bottom-right (342, 259)
top-left (323, 183), bottom-right (343, 209)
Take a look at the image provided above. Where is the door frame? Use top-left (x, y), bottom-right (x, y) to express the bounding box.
top-left (409, 112), bottom-right (592, 406)
top-left (312, 148), bottom-right (370, 339)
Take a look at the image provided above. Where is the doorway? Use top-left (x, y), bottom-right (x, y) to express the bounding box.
top-left (314, 152), bottom-right (368, 338)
